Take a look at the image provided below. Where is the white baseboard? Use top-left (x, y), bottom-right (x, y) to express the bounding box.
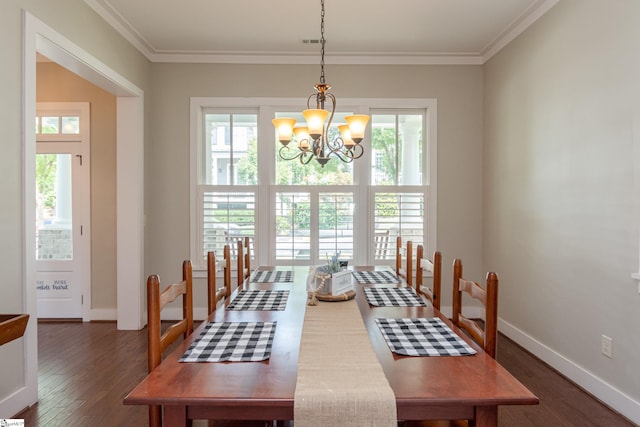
top-left (498, 318), bottom-right (640, 425)
top-left (0, 385), bottom-right (35, 419)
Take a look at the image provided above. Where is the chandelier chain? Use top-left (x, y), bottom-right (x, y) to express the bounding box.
top-left (272, 0), bottom-right (369, 167)
top-left (320, 0), bottom-right (326, 84)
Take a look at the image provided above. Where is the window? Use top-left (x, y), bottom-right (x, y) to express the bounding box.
top-left (196, 111), bottom-right (258, 265)
top-left (37, 115), bottom-right (80, 135)
top-left (371, 114), bottom-right (423, 186)
top-left (203, 112), bottom-right (257, 185)
top-left (370, 113), bottom-right (427, 261)
top-left (191, 98), bottom-right (436, 269)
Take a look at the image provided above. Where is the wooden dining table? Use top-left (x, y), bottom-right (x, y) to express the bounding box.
top-left (124, 265), bottom-right (538, 426)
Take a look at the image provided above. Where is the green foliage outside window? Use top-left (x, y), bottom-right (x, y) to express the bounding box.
top-left (375, 193), bottom-right (399, 217)
top-left (371, 127), bottom-right (398, 185)
top-left (236, 138), bottom-right (258, 185)
top-left (36, 154), bottom-right (57, 212)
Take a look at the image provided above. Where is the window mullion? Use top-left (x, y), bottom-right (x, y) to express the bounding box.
top-left (310, 188), bottom-right (319, 263)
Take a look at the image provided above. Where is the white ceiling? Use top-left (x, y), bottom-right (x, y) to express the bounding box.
top-left (84, 0), bottom-right (559, 65)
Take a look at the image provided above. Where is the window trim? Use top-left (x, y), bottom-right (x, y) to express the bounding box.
top-left (190, 97), bottom-right (437, 271)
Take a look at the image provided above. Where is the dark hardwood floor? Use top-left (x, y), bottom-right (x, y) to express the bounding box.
top-left (13, 321), bottom-right (637, 426)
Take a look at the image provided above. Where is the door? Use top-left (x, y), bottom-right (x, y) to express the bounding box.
top-left (35, 102), bottom-right (91, 319)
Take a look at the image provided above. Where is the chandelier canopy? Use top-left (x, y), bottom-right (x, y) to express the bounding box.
top-left (272, 0), bottom-right (370, 168)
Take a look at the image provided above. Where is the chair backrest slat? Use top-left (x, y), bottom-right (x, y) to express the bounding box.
top-left (416, 246), bottom-right (441, 310)
top-left (237, 237), bottom-right (252, 287)
top-left (207, 250), bottom-right (231, 316)
top-left (159, 281), bottom-right (187, 309)
top-left (395, 237), bottom-right (413, 286)
top-left (451, 258), bottom-right (499, 359)
top-left (147, 259), bottom-right (193, 427)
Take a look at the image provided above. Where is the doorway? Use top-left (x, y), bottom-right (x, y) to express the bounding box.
top-left (9, 11), bottom-right (146, 417)
top-left (35, 102), bottom-right (91, 319)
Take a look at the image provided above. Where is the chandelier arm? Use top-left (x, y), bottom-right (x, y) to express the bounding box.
top-left (326, 140), bottom-right (359, 162)
top-left (299, 151), bottom-right (316, 165)
top-left (328, 150), bottom-right (355, 163)
top-left (307, 94), bottom-right (318, 110)
top-left (345, 143), bottom-right (365, 160)
top-left (278, 145), bottom-right (306, 162)
top-left (324, 135), bottom-right (345, 151)
top-left (325, 93), bottom-right (336, 123)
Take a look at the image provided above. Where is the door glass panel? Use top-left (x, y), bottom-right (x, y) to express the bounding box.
top-left (41, 116), bottom-right (60, 134)
top-left (61, 116), bottom-right (80, 134)
top-left (36, 154), bottom-right (73, 260)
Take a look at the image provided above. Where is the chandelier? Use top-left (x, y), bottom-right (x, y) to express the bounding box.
top-left (272, 0), bottom-right (370, 168)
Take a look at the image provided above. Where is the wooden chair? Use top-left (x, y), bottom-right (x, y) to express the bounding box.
top-left (452, 258), bottom-right (499, 359)
top-left (147, 260), bottom-right (194, 427)
top-left (203, 251), bottom-right (274, 427)
top-left (403, 261), bottom-right (499, 427)
top-left (415, 246), bottom-right (441, 310)
top-left (237, 236), bottom-right (252, 286)
top-left (395, 236), bottom-right (413, 286)
top-left (206, 245), bottom-right (232, 316)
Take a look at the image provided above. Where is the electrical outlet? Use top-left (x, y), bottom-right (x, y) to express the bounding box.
top-left (601, 335), bottom-right (613, 358)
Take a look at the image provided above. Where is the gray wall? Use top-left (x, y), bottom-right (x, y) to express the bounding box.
top-left (146, 62), bottom-right (484, 309)
top-left (484, 0), bottom-right (640, 412)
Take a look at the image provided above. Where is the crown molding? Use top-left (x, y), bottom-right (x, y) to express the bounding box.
top-left (84, 0), bottom-right (156, 61)
top-left (148, 51), bottom-right (484, 65)
top-left (481, 0), bottom-right (560, 62)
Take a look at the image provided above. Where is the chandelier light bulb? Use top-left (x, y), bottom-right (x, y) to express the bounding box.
top-left (338, 124), bottom-right (355, 148)
top-left (345, 115), bottom-right (370, 143)
top-left (272, 118), bottom-right (297, 145)
top-left (293, 127), bottom-right (311, 150)
top-left (302, 109), bottom-right (329, 139)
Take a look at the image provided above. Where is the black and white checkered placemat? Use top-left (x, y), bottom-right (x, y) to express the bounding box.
top-left (180, 321), bottom-right (276, 362)
top-left (352, 270), bottom-right (402, 284)
top-left (250, 270), bottom-right (294, 283)
top-left (364, 287), bottom-right (427, 307)
top-left (226, 290), bottom-right (289, 311)
top-left (375, 317), bottom-right (477, 357)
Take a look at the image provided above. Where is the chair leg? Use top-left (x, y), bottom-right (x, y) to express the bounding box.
top-left (149, 405), bottom-right (161, 427)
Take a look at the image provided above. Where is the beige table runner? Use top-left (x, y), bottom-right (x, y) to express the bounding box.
top-left (294, 298), bottom-right (397, 426)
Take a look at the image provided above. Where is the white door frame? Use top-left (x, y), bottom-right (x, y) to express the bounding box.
top-left (9, 11), bottom-right (145, 417)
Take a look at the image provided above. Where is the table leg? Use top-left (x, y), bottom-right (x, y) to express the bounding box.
top-left (474, 405), bottom-right (498, 427)
top-left (164, 405), bottom-right (188, 427)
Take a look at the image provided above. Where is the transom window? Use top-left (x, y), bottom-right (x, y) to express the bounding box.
top-left (191, 98), bottom-right (436, 269)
